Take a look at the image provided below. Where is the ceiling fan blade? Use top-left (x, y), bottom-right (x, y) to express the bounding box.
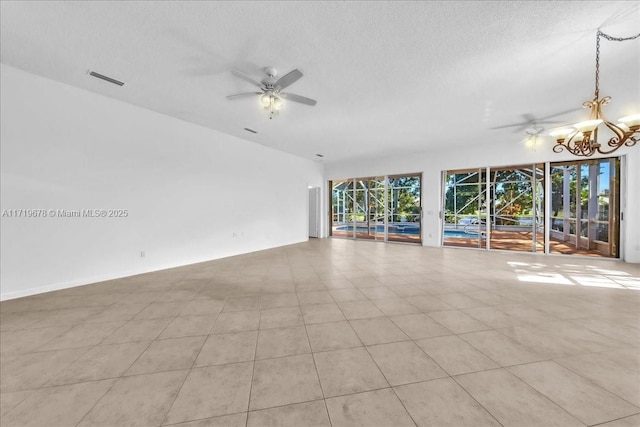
top-left (493, 108), bottom-right (582, 132)
top-left (274, 69), bottom-right (303, 90)
top-left (230, 69), bottom-right (264, 88)
top-left (538, 107), bottom-right (582, 120)
top-left (279, 92), bottom-right (317, 106)
top-left (226, 92), bottom-right (261, 100)
top-left (511, 125), bottom-right (531, 133)
top-left (515, 122), bottom-right (558, 134)
top-left (534, 120), bottom-right (562, 125)
top-left (490, 123), bottom-right (527, 130)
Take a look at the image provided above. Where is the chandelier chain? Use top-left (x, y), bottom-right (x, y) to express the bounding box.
top-left (595, 30), bottom-right (640, 99)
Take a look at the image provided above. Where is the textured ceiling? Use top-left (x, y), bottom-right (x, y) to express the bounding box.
top-left (1, 1), bottom-right (639, 163)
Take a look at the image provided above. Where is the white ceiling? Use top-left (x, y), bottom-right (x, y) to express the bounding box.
top-left (1, 1), bottom-right (639, 164)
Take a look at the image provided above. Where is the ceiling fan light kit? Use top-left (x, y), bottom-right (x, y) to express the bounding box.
top-left (551, 30), bottom-right (640, 157)
top-left (227, 67), bottom-right (317, 119)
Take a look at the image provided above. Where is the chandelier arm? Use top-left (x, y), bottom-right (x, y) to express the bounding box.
top-left (552, 143), bottom-right (565, 154)
top-left (555, 133), bottom-right (597, 157)
top-left (604, 122), bottom-right (627, 143)
top-left (597, 124), bottom-right (639, 154)
top-left (598, 134), bottom-right (638, 154)
top-left (580, 135), bottom-right (597, 157)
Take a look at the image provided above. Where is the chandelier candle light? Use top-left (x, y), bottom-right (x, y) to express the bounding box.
top-left (550, 30), bottom-right (640, 157)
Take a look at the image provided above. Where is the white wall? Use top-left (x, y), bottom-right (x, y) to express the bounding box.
top-left (326, 138), bottom-right (640, 263)
top-left (0, 64), bottom-right (325, 300)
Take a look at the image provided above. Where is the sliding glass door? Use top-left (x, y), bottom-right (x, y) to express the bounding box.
top-left (443, 169), bottom-right (486, 248)
top-left (388, 175), bottom-right (422, 243)
top-left (549, 158), bottom-right (619, 257)
top-left (351, 177), bottom-right (386, 241)
top-left (331, 179), bottom-right (354, 239)
top-left (330, 174), bottom-right (422, 244)
top-left (488, 164), bottom-right (544, 252)
top-left (443, 157), bottom-right (620, 257)
top-left (366, 177), bottom-right (386, 241)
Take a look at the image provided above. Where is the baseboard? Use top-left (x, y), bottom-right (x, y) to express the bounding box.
top-left (0, 239), bottom-right (307, 301)
top-left (0, 267), bottom-right (154, 301)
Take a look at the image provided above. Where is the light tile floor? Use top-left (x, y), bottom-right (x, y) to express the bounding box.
top-left (1, 238), bottom-right (639, 426)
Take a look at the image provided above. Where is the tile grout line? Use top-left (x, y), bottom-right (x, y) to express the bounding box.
top-left (244, 295), bottom-right (262, 425)
top-left (72, 287), bottom-right (197, 427)
top-left (303, 320), bottom-right (332, 427)
top-left (447, 367), bottom-right (506, 427)
top-left (588, 413), bottom-right (640, 427)
top-left (157, 296), bottom-right (226, 426)
top-left (549, 356), bottom-right (640, 409)
top-left (360, 338), bottom-right (418, 427)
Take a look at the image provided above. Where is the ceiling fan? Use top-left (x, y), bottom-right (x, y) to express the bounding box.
top-left (524, 123), bottom-right (546, 137)
top-left (491, 108), bottom-right (581, 133)
top-left (226, 67), bottom-right (317, 119)
top-left (521, 123), bottom-right (549, 149)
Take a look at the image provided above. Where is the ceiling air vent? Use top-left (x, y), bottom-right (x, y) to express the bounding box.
top-left (88, 70), bottom-right (124, 86)
top-left (244, 128), bottom-right (258, 134)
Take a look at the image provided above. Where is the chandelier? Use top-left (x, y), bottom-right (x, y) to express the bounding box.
top-left (550, 30), bottom-right (640, 157)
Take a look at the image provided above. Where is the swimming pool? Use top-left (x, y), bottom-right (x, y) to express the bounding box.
top-left (336, 225), bottom-right (420, 235)
top-left (444, 230), bottom-right (482, 238)
top-left (334, 227), bottom-right (481, 238)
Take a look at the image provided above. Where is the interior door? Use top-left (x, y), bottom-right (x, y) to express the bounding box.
top-left (308, 187), bottom-right (320, 238)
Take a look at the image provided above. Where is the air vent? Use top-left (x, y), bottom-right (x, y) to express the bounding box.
top-left (244, 128), bottom-right (258, 134)
top-left (88, 70), bottom-right (124, 86)
top-left (316, 154), bottom-right (324, 158)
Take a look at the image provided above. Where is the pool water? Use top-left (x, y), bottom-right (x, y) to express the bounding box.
top-left (334, 227), bottom-right (480, 238)
top-left (444, 230), bottom-right (482, 238)
top-left (336, 225), bottom-right (420, 235)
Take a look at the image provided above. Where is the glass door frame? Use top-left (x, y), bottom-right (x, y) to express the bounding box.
top-left (442, 157), bottom-right (621, 258)
top-left (329, 173), bottom-right (422, 244)
top-left (486, 164), bottom-right (544, 253)
top-left (387, 173), bottom-right (423, 244)
top-left (442, 168), bottom-right (487, 249)
top-left (548, 157), bottom-right (620, 257)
